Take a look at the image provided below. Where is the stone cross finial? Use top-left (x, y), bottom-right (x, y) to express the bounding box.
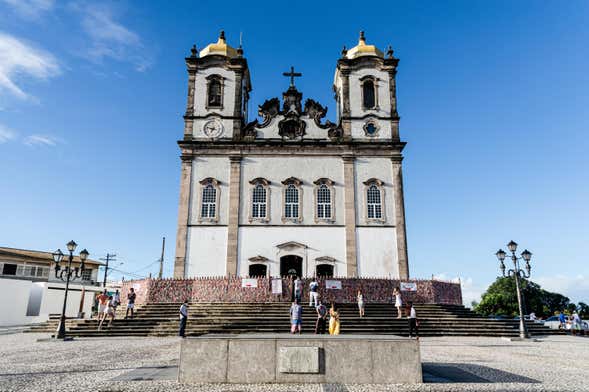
top-left (282, 66), bottom-right (302, 87)
top-left (219, 30), bottom-right (226, 41)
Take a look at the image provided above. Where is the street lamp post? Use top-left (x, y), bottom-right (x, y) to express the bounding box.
top-left (495, 240), bottom-right (533, 339)
top-left (52, 241), bottom-right (89, 340)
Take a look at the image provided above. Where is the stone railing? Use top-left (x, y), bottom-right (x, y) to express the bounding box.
top-left (120, 277), bottom-right (462, 306)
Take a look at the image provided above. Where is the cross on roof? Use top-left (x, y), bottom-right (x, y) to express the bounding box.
top-left (282, 66), bottom-right (302, 87)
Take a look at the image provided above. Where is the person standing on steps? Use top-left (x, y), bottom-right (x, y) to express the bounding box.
top-left (329, 302), bottom-right (340, 335)
top-left (393, 287), bottom-right (403, 318)
top-left (357, 289), bottom-right (365, 318)
top-left (294, 276), bottom-right (303, 303)
top-left (96, 289), bottom-right (109, 325)
top-left (315, 301), bottom-right (328, 334)
top-left (290, 299), bottom-right (303, 334)
top-left (407, 302), bottom-right (419, 340)
top-left (309, 278), bottom-right (319, 307)
top-left (125, 287), bottom-right (136, 319)
top-left (179, 300), bottom-right (189, 337)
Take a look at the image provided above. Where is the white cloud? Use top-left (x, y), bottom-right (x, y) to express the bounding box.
top-left (0, 124), bottom-right (16, 143)
top-left (23, 134), bottom-right (59, 146)
top-left (535, 274), bottom-right (589, 303)
top-left (0, 32), bottom-right (61, 99)
top-left (72, 3), bottom-right (151, 71)
top-left (1, 0), bottom-right (54, 19)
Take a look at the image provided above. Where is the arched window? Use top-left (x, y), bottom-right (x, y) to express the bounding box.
top-left (363, 80), bottom-right (376, 109)
top-left (364, 178), bottom-right (385, 222)
top-left (248, 263), bottom-right (267, 277)
top-left (252, 184), bottom-right (266, 218)
top-left (285, 185), bottom-right (299, 218)
top-left (199, 178), bottom-right (220, 222)
top-left (249, 178), bottom-right (270, 222)
top-left (281, 177), bottom-right (303, 222)
top-left (313, 178), bottom-right (335, 222)
top-left (207, 77), bottom-right (223, 108)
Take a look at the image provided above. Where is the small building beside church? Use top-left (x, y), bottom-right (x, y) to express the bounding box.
top-left (174, 32), bottom-right (409, 280)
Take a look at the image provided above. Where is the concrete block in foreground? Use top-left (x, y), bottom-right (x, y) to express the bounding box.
top-left (178, 334), bottom-right (422, 384)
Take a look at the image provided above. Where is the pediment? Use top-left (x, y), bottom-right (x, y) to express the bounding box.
top-left (248, 255), bottom-right (270, 263)
top-left (276, 241), bottom-right (307, 249)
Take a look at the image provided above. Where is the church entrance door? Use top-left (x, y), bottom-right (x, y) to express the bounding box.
top-left (280, 255), bottom-right (303, 278)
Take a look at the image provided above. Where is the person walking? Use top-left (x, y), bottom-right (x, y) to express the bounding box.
top-left (309, 278), bottom-right (319, 307)
top-left (572, 311), bottom-right (582, 336)
top-left (407, 302), bottom-right (419, 340)
top-left (99, 295), bottom-right (116, 330)
top-left (315, 301), bottom-right (328, 334)
top-left (113, 290), bottom-right (121, 308)
top-left (96, 289), bottom-right (109, 323)
top-left (179, 300), bottom-right (189, 337)
top-left (290, 300), bottom-right (303, 334)
top-left (393, 287), bottom-right (403, 318)
top-left (357, 289), bottom-right (365, 318)
top-left (125, 287), bottom-right (136, 319)
top-left (329, 303), bottom-right (340, 335)
top-left (294, 277), bottom-right (303, 303)
top-left (558, 311), bottom-right (567, 329)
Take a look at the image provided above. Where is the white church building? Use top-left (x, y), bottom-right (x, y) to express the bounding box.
top-left (174, 31), bottom-right (409, 279)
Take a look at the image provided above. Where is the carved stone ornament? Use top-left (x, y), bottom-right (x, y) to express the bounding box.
top-left (258, 98), bottom-right (280, 126)
top-left (278, 109), bottom-right (306, 139)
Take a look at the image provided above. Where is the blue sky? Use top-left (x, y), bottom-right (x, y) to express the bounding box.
top-left (1, 0), bottom-right (587, 305)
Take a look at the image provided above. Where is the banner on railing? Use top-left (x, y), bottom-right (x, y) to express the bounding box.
top-left (241, 278), bottom-right (258, 288)
top-left (325, 280), bottom-right (342, 289)
top-left (400, 282), bottom-right (417, 291)
top-left (271, 279), bottom-right (282, 294)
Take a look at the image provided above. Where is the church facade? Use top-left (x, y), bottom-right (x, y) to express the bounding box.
top-left (174, 32), bottom-right (409, 280)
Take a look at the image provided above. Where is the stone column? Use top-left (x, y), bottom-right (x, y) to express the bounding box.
top-left (174, 158), bottom-right (193, 278)
top-left (340, 70), bottom-right (352, 139)
top-left (232, 70), bottom-right (244, 139)
top-left (184, 70), bottom-right (196, 138)
top-left (342, 156), bottom-right (357, 277)
top-left (392, 159), bottom-right (409, 279)
top-left (226, 155), bottom-right (242, 276)
top-left (387, 69), bottom-right (400, 140)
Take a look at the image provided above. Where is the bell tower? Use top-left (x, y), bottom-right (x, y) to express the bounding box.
top-left (333, 31), bottom-right (400, 141)
top-left (183, 31), bottom-right (251, 141)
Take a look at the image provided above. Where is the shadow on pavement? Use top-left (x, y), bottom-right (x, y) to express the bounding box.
top-left (422, 362), bottom-right (540, 383)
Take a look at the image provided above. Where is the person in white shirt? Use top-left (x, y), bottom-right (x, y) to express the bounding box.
top-left (294, 277), bottom-right (303, 303)
top-left (179, 300), bottom-right (189, 337)
top-left (407, 302), bottom-right (418, 340)
top-left (309, 279), bottom-right (319, 307)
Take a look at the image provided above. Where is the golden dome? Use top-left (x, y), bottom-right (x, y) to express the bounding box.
top-left (199, 31), bottom-right (239, 58)
top-left (345, 31), bottom-right (383, 59)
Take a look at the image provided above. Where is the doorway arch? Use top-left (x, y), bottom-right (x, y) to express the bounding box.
top-left (248, 263), bottom-right (267, 277)
top-left (280, 255), bottom-right (303, 277)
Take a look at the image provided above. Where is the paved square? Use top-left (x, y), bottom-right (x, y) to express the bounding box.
top-left (0, 333), bottom-right (586, 391)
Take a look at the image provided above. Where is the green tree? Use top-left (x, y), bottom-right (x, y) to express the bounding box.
top-left (474, 277), bottom-right (571, 318)
top-left (578, 302), bottom-right (589, 318)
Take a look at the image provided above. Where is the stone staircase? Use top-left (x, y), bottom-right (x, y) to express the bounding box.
top-left (26, 302), bottom-right (561, 338)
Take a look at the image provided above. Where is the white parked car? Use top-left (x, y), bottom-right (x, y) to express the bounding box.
top-left (542, 315), bottom-right (566, 330)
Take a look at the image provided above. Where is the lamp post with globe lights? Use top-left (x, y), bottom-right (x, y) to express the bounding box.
top-left (495, 240), bottom-right (533, 339)
top-left (52, 241), bottom-right (89, 340)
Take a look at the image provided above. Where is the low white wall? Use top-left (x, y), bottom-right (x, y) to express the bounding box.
top-left (0, 278), bottom-right (32, 326)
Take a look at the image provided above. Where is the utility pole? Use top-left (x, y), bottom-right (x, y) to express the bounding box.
top-left (99, 253), bottom-right (117, 288)
top-left (158, 237), bottom-right (165, 279)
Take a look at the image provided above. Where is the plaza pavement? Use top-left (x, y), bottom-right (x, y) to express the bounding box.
top-left (0, 332), bottom-right (587, 392)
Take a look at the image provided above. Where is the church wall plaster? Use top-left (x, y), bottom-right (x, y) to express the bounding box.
top-left (354, 157), bottom-right (395, 224)
top-left (238, 157), bottom-right (345, 225)
top-left (186, 226), bottom-right (228, 277)
top-left (189, 157), bottom-right (230, 225)
top-left (193, 67), bottom-right (236, 117)
top-left (356, 226), bottom-right (398, 277)
top-left (236, 226), bottom-right (346, 278)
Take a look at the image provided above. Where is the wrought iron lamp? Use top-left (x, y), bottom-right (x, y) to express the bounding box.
top-left (52, 241), bottom-right (89, 340)
top-left (495, 240), bottom-right (533, 339)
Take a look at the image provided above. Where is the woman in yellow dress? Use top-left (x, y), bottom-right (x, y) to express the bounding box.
top-left (328, 302), bottom-right (340, 335)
